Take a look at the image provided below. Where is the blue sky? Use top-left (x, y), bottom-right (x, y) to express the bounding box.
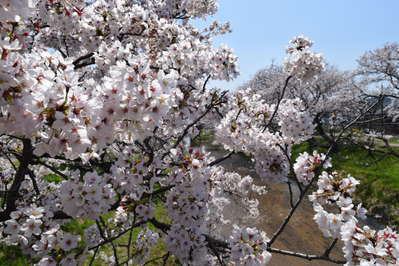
top-left (196, 0), bottom-right (399, 89)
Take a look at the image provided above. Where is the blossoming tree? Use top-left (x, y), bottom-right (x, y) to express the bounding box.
top-left (357, 43), bottom-right (399, 122)
top-left (239, 63), bottom-right (367, 149)
top-left (0, 1), bottom-right (398, 265)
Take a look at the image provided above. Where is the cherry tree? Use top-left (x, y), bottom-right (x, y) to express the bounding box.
top-left (0, 1), bottom-right (398, 266)
top-left (355, 43), bottom-right (399, 154)
top-left (240, 61), bottom-right (366, 149)
top-left (357, 43), bottom-right (399, 121)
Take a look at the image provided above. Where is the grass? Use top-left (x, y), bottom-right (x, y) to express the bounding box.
top-left (0, 245), bottom-right (28, 266)
top-left (331, 145), bottom-right (399, 226)
top-left (192, 129), bottom-right (216, 147)
top-left (389, 136), bottom-right (399, 145)
top-left (293, 139), bottom-right (399, 226)
top-left (332, 146), bottom-right (399, 189)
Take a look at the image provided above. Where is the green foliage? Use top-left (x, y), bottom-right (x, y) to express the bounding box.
top-left (389, 137), bottom-right (399, 145)
top-left (42, 173), bottom-right (63, 183)
top-left (62, 218), bottom-right (95, 236)
top-left (291, 141), bottom-right (311, 160)
top-left (0, 245), bottom-right (29, 266)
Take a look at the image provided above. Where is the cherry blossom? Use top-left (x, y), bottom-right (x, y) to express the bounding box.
top-left (229, 225), bottom-right (271, 266)
top-left (284, 35), bottom-right (325, 81)
top-left (294, 151), bottom-right (331, 185)
top-left (0, 1), bottom-right (396, 265)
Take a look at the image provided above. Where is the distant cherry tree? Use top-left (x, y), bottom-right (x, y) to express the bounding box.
top-left (357, 43), bottom-right (399, 121)
top-left (240, 62), bottom-right (366, 148)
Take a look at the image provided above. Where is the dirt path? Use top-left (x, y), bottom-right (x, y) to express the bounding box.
top-left (256, 181), bottom-right (343, 265)
top-left (212, 149), bottom-right (344, 265)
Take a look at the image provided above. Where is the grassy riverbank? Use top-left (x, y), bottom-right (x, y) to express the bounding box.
top-left (199, 129), bottom-right (399, 226)
top-left (293, 140), bottom-right (399, 226)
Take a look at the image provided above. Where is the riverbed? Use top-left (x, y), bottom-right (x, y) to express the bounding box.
top-left (210, 147), bottom-right (344, 266)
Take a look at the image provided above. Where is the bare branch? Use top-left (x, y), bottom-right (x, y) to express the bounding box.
top-left (262, 75), bottom-right (293, 132)
top-left (268, 247), bottom-right (345, 264)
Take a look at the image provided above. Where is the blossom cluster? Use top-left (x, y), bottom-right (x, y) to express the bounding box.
top-left (284, 35), bottom-right (325, 81)
top-left (293, 151), bottom-right (331, 185)
top-left (309, 172), bottom-right (363, 237)
top-left (165, 223), bottom-right (214, 264)
top-left (133, 228), bottom-right (160, 264)
top-left (215, 88), bottom-right (314, 182)
top-left (229, 225), bottom-right (271, 266)
top-left (59, 171), bottom-right (116, 219)
top-left (307, 170), bottom-right (399, 265)
top-left (155, 0), bottom-right (218, 19)
top-left (163, 146), bottom-right (215, 263)
top-left (341, 220), bottom-right (399, 265)
top-left (278, 99), bottom-right (316, 143)
top-left (210, 167), bottom-right (266, 226)
top-left (1, 206), bottom-right (82, 265)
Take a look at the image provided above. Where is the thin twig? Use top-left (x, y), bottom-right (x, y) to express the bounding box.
top-left (89, 220), bottom-right (147, 250)
top-left (263, 75), bottom-right (293, 132)
top-left (143, 253), bottom-right (170, 266)
top-left (89, 246), bottom-right (99, 266)
top-left (32, 159), bottom-right (68, 179)
top-left (268, 247), bottom-right (345, 264)
top-left (97, 219), bottom-right (120, 265)
top-left (323, 238), bottom-right (338, 258)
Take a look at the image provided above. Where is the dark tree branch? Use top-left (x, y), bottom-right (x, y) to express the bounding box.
top-left (0, 139), bottom-right (33, 222)
top-left (89, 219), bottom-right (148, 251)
top-left (73, 52), bottom-right (95, 69)
top-left (89, 246), bottom-right (99, 266)
top-left (286, 181), bottom-right (294, 209)
top-left (263, 75), bottom-right (293, 132)
top-left (202, 75), bottom-right (211, 92)
top-left (268, 247), bottom-right (345, 264)
top-left (27, 169), bottom-right (40, 195)
top-left (208, 151), bottom-right (235, 166)
top-left (323, 238), bottom-right (338, 258)
top-left (32, 159), bottom-right (68, 180)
